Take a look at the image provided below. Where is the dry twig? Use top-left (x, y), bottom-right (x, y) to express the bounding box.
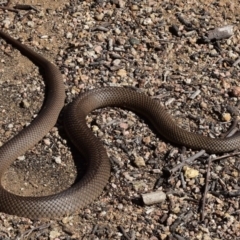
top-left (169, 150), bottom-right (206, 174)
top-left (200, 156), bottom-right (212, 221)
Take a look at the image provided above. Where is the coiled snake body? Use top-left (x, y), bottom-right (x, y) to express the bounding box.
top-left (0, 31), bottom-right (239, 219)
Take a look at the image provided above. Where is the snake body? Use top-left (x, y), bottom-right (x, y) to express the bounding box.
top-left (0, 30), bottom-right (239, 219)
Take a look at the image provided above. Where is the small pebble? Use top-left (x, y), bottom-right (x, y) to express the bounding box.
top-left (118, 0), bottom-right (125, 8)
top-left (142, 191), bottom-right (166, 205)
top-left (131, 5), bottom-right (139, 11)
top-left (17, 155), bottom-right (26, 161)
top-left (3, 19), bottom-right (11, 28)
top-left (27, 21), bottom-right (34, 28)
top-left (22, 99), bottom-right (30, 108)
top-left (112, 59), bottom-right (121, 66)
top-left (119, 123), bottom-right (128, 131)
top-left (117, 69), bottom-right (127, 77)
top-left (92, 125), bottom-right (99, 132)
top-left (183, 166), bottom-right (199, 179)
top-left (62, 216), bottom-right (72, 224)
top-left (143, 18), bottom-right (153, 25)
top-left (95, 13), bottom-right (104, 21)
top-left (134, 156), bottom-right (145, 167)
top-left (143, 136), bottom-right (151, 144)
top-left (232, 86), bottom-right (240, 97)
top-left (222, 113), bottom-right (231, 122)
top-left (200, 101), bottom-right (208, 109)
top-left (66, 32), bottom-right (73, 39)
top-left (49, 230), bottom-right (60, 239)
top-left (44, 138), bottom-right (51, 146)
top-left (54, 156), bottom-right (62, 164)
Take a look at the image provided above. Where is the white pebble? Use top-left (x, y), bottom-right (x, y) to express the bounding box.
top-left (54, 156), bottom-right (62, 164)
top-left (66, 32), bottom-right (73, 39)
top-left (142, 191), bottom-right (166, 205)
top-left (143, 18), bottom-right (153, 25)
top-left (44, 138), bottom-right (51, 146)
top-left (17, 155), bottom-right (25, 161)
top-left (27, 21), bottom-right (35, 28)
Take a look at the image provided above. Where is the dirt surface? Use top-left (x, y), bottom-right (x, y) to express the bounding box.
top-left (0, 0), bottom-right (240, 239)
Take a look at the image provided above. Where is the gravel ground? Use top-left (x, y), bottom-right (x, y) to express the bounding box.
top-left (0, 0), bottom-right (240, 239)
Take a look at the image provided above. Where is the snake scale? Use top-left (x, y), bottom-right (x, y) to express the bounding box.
top-left (0, 30), bottom-right (239, 219)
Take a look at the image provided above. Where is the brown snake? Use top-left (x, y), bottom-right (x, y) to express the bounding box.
top-left (0, 30), bottom-right (239, 219)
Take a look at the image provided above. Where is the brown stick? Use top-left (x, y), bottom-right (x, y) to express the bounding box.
top-left (212, 151), bottom-right (240, 162)
top-left (169, 150), bottom-right (206, 174)
top-left (200, 157), bottom-right (212, 221)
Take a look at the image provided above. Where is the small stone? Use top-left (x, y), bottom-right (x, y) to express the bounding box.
top-left (143, 136), bottom-right (151, 144)
top-left (54, 156), bottom-right (62, 164)
top-left (40, 35), bottom-right (49, 39)
top-left (143, 18), bottom-right (153, 25)
top-left (119, 122), bottom-right (128, 129)
top-left (133, 181), bottom-right (147, 191)
top-left (3, 19), bottom-right (11, 28)
top-left (209, 49), bottom-right (218, 57)
top-left (150, 236), bottom-right (158, 240)
top-left (183, 166), bottom-right (199, 179)
top-left (131, 4), bottom-right (139, 11)
top-left (123, 172), bottom-right (134, 181)
top-left (207, 25), bottom-right (234, 41)
top-left (202, 234), bottom-right (212, 240)
top-left (200, 101), bottom-right (208, 109)
top-left (184, 78), bottom-right (191, 84)
top-left (134, 156), bottom-right (145, 167)
top-left (118, 203), bottom-right (123, 210)
top-left (114, 28), bottom-right (121, 34)
top-left (44, 138), bottom-right (51, 146)
top-left (17, 155), bottom-right (26, 161)
top-left (5, 131), bottom-right (11, 138)
top-left (228, 50), bottom-right (238, 59)
top-left (129, 37), bottom-right (140, 45)
top-left (71, 88), bottom-right (76, 94)
top-left (38, 11), bottom-right (45, 17)
top-left (221, 79), bottom-right (231, 89)
top-left (118, 0), bottom-right (125, 8)
top-left (112, 59), bottom-right (121, 66)
top-left (66, 32), bottom-right (73, 39)
top-left (92, 125), bottom-right (99, 132)
top-left (160, 234), bottom-right (168, 239)
top-left (94, 45), bottom-right (102, 54)
top-left (172, 205), bottom-right (181, 214)
top-left (232, 170), bottom-right (239, 177)
top-left (199, 178), bottom-right (205, 185)
top-left (215, 165), bottom-right (223, 172)
top-left (222, 113), bottom-right (231, 122)
top-left (27, 21), bottom-right (35, 28)
top-left (142, 191), bottom-right (166, 205)
top-left (77, 57), bottom-right (84, 64)
top-left (117, 69), bottom-right (127, 77)
top-left (80, 74), bottom-right (89, 82)
top-left (232, 86), bottom-right (240, 97)
top-left (188, 179), bottom-right (196, 185)
top-left (156, 142), bottom-right (167, 152)
top-left (62, 216), bottom-right (73, 224)
top-left (166, 214), bottom-right (175, 226)
top-left (49, 230), bottom-right (60, 239)
top-left (95, 13), bottom-right (104, 21)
